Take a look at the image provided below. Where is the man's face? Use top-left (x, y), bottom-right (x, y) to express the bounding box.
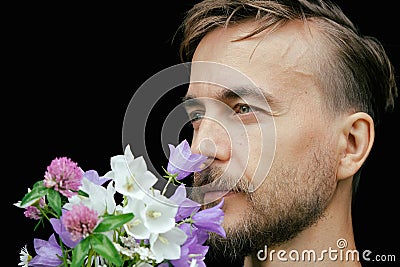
top-left (184, 21), bottom-right (339, 257)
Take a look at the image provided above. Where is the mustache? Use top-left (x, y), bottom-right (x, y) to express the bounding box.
top-left (192, 166), bottom-right (252, 194)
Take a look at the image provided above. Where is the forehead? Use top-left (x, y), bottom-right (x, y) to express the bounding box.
top-left (187, 20), bottom-right (321, 101)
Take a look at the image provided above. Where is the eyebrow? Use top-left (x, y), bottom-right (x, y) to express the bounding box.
top-left (182, 85), bottom-right (282, 109)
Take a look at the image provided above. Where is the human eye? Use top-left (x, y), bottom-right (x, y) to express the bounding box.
top-left (187, 110), bottom-right (204, 129)
top-left (231, 103), bottom-right (262, 123)
top-left (233, 103), bottom-right (254, 114)
top-left (189, 110), bottom-right (204, 122)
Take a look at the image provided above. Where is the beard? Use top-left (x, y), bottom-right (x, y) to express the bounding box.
top-left (190, 149), bottom-right (337, 261)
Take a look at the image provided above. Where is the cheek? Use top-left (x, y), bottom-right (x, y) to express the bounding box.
top-left (275, 114), bottom-right (331, 164)
top-left (231, 123), bottom-right (275, 187)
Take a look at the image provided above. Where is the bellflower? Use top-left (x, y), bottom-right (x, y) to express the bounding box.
top-left (28, 234), bottom-right (63, 267)
top-left (143, 191), bottom-right (178, 234)
top-left (105, 144), bottom-right (158, 200)
top-left (83, 169), bottom-right (111, 185)
top-left (149, 227), bottom-right (187, 262)
top-left (192, 199), bottom-right (226, 238)
top-left (170, 184), bottom-right (201, 221)
top-left (122, 196), bottom-right (152, 239)
top-left (64, 176), bottom-right (116, 216)
top-left (173, 223), bottom-right (209, 267)
top-left (15, 139), bottom-right (226, 266)
top-left (167, 140), bottom-right (207, 180)
top-left (170, 235), bottom-right (208, 267)
top-left (179, 223), bottom-right (209, 246)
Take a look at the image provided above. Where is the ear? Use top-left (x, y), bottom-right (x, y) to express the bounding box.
top-left (337, 112), bottom-right (374, 180)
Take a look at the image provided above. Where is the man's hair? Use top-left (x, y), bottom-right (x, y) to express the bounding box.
top-left (177, 0), bottom-right (398, 194)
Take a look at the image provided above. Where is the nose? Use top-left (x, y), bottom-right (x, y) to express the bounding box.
top-left (190, 116), bottom-right (231, 163)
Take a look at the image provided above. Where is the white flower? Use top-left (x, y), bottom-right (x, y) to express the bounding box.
top-left (122, 190), bottom-right (179, 239)
top-left (115, 237), bottom-right (157, 263)
top-left (105, 145), bottom-right (157, 200)
top-left (133, 246), bottom-right (157, 262)
top-left (149, 227), bottom-right (187, 262)
top-left (15, 140), bottom-right (225, 267)
top-left (114, 243), bottom-right (134, 258)
top-left (18, 245), bottom-right (30, 267)
top-left (123, 196), bottom-right (151, 239)
top-left (119, 235), bottom-right (137, 248)
top-left (64, 177), bottom-right (116, 215)
top-left (143, 190), bottom-right (178, 234)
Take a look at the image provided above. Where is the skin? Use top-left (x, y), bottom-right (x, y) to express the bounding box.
top-left (185, 20), bottom-right (373, 266)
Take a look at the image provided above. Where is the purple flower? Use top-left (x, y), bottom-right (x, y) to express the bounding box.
top-left (179, 223), bottom-right (209, 245)
top-left (43, 157), bottom-right (83, 198)
top-left (29, 233), bottom-right (63, 267)
top-left (171, 238), bottom-right (208, 267)
top-left (24, 206), bottom-right (41, 220)
top-left (192, 199), bottom-right (226, 238)
top-left (62, 204), bottom-right (99, 241)
top-left (23, 196), bottom-right (46, 220)
top-left (50, 210), bottom-right (80, 248)
top-left (172, 223), bottom-right (209, 267)
top-left (167, 140), bottom-right (207, 180)
top-left (83, 169), bottom-right (111, 185)
top-left (170, 184), bottom-right (201, 221)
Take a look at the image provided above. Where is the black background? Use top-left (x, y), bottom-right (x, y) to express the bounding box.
top-left (7, 1), bottom-right (399, 266)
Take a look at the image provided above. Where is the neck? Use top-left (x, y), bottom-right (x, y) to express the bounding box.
top-left (244, 178), bottom-right (362, 267)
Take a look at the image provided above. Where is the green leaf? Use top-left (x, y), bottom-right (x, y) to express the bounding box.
top-left (93, 213), bottom-right (134, 233)
top-left (32, 180), bottom-right (45, 188)
top-left (20, 182), bottom-right (49, 207)
top-left (70, 237), bottom-right (90, 267)
top-left (47, 189), bottom-right (62, 217)
top-left (78, 189), bottom-right (89, 197)
top-left (91, 233), bottom-right (123, 266)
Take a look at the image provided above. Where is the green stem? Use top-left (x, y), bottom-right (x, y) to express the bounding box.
top-left (86, 249), bottom-right (94, 267)
top-left (162, 176), bottom-right (173, 195)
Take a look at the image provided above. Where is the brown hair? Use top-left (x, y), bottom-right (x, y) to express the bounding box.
top-left (179, 0), bottom-right (397, 122)
top-left (177, 0), bottom-right (398, 192)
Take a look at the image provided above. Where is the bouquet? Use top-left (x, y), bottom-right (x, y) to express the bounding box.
top-left (15, 140), bottom-right (225, 267)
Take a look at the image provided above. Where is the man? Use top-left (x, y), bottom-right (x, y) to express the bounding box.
top-left (178, 0), bottom-right (398, 266)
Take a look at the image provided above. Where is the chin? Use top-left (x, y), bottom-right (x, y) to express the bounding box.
top-left (219, 192), bottom-right (249, 227)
